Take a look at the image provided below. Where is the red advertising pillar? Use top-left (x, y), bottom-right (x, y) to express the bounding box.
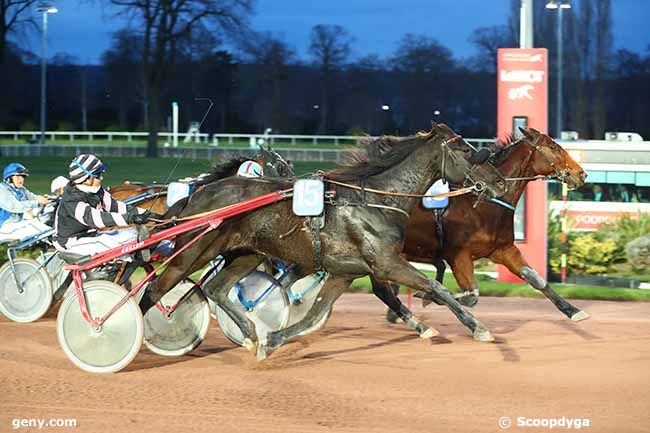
top-left (497, 48), bottom-right (548, 282)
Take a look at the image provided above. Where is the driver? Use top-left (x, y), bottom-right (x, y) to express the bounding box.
top-left (0, 162), bottom-right (52, 242)
top-left (53, 154), bottom-right (152, 257)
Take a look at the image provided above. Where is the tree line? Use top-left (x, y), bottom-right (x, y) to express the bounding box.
top-left (1, 0), bottom-right (648, 157)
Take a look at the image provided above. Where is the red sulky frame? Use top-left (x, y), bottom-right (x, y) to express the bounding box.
top-left (64, 189), bottom-right (292, 328)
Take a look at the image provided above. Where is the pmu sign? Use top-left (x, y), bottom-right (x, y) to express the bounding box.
top-left (496, 48), bottom-right (548, 282)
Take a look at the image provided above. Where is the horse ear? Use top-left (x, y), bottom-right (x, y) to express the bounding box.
top-left (519, 127), bottom-right (534, 139)
top-left (437, 123), bottom-right (454, 135)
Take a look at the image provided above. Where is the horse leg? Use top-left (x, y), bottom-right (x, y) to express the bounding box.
top-left (372, 276), bottom-right (436, 338)
top-left (383, 257), bottom-right (448, 322)
top-left (381, 280), bottom-right (402, 324)
top-left (416, 257), bottom-right (450, 307)
top-left (448, 253), bottom-right (480, 307)
top-left (139, 231), bottom-right (223, 312)
top-left (203, 253), bottom-right (267, 352)
top-left (433, 257), bottom-right (446, 284)
top-left (373, 255), bottom-right (494, 342)
top-left (258, 277), bottom-right (351, 360)
top-left (489, 245), bottom-right (589, 321)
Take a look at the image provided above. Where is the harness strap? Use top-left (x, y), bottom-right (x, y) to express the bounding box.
top-left (308, 215), bottom-right (324, 270)
top-left (433, 208), bottom-right (445, 254)
top-left (367, 203), bottom-right (410, 217)
top-left (489, 198), bottom-right (516, 211)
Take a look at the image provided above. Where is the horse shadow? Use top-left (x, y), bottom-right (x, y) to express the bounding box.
top-left (251, 329), bottom-right (420, 370)
top-left (123, 345), bottom-right (237, 372)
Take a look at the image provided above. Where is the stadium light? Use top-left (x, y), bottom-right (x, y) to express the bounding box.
top-left (546, 0), bottom-right (571, 137)
top-left (36, 2), bottom-right (58, 145)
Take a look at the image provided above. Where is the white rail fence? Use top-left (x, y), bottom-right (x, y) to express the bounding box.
top-left (0, 130), bottom-right (495, 147)
top-left (0, 131), bottom-right (496, 162)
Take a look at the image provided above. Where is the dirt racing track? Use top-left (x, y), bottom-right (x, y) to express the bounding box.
top-left (1, 295), bottom-right (649, 433)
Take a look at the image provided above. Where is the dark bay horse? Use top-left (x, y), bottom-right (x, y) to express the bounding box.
top-left (108, 147), bottom-right (294, 214)
top-left (382, 127), bottom-right (589, 322)
top-left (143, 123), bottom-right (508, 359)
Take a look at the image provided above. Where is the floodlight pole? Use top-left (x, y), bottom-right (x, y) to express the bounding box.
top-left (37, 3), bottom-right (57, 144)
top-left (520, 0), bottom-right (534, 48)
top-left (39, 9), bottom-right (48, 144)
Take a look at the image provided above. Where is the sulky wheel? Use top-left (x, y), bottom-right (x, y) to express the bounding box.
top-left (57, 280), bottom-right (143, 374)
top-left (287, 273), bottom-right (332, 337)
top-left (214, 271), bottom-right (290, 346)
top-left (143, 281), bottom-right (211, 357)
top-left (0, 258), bottom-right (53, 323)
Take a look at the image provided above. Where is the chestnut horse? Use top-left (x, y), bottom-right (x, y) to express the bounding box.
top-left (381, 127), bottom-right (589, 323)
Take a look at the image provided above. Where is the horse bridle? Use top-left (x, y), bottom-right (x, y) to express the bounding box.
top-left (506, 135), bottom-right (571, 183)
top-left (257, 147), bottom-right (294, 177)
top-left (441, 134), bottom-right (488, 194)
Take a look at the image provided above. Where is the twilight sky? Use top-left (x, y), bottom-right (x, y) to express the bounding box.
top-left (24, 0), bottom-right (650, 65)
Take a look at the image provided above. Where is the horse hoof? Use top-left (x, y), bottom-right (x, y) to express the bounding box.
top-left (243, 338), bottom-right (257, 354)
top-left (571, 310), bottom-right (590, 322)
top-left (455, 293), bottom-right (478, 308)
top-left (256, 345), bottom-right (268, 361)
top-left (419, 327), bottom-right (439, 339)
top-left (386, 310), bottom-right (400, 324)
top-left (473, 325), bottom-right (495, 342)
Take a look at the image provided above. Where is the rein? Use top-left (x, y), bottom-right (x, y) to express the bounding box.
top-left (109, 184), bottom-right (167, 194)
top-left (147, 175), bottom-right (479, 227)
top-left (323, 178), bottom-right (478, 199)
top-left (503, 174), bottom-right (551, 182)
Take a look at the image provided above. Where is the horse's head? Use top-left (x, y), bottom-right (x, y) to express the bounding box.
top-left (256, 146), bottom-right (294, 178)
top-left (519, 127), bottom-right (587, 190)
top-left (430, 123), bottom-right (508, 200)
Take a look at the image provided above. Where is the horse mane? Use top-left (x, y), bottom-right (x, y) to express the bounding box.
top-left (194, 156), bottom-right (250, 187)
top-left (489, 133), bottom-right (522, 166)
top-left (325, 129), bottom-right (436, 181)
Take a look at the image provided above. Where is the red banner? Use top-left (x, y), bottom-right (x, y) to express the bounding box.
top-left (497, 49), bottom-right (548, 141)
top-left (496, 48), bottom-right (548, 282)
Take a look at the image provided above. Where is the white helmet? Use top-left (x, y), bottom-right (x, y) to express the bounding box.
top-left (50, 176), bottom-right (69, 193)
top-left (237, 161), bottom-right (263, 178)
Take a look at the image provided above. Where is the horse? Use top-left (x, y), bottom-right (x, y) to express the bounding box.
top-left (108, 147), bottom-right (294, 214)
top-left (381, 127), bottom-right (589, 323)
top-left (109, 183), bottom-right (168, 214)
top-left (141, 122), bottom-right (508, 359)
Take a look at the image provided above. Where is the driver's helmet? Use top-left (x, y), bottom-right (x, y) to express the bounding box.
top-left (68, 154), bottom-right (108, 184)
top-left (237, 161), bottom-right (263, 178)
top-left (3, 162), bottom-right (29, 181)
top-left (50, 176), bottom-right (69, 193)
